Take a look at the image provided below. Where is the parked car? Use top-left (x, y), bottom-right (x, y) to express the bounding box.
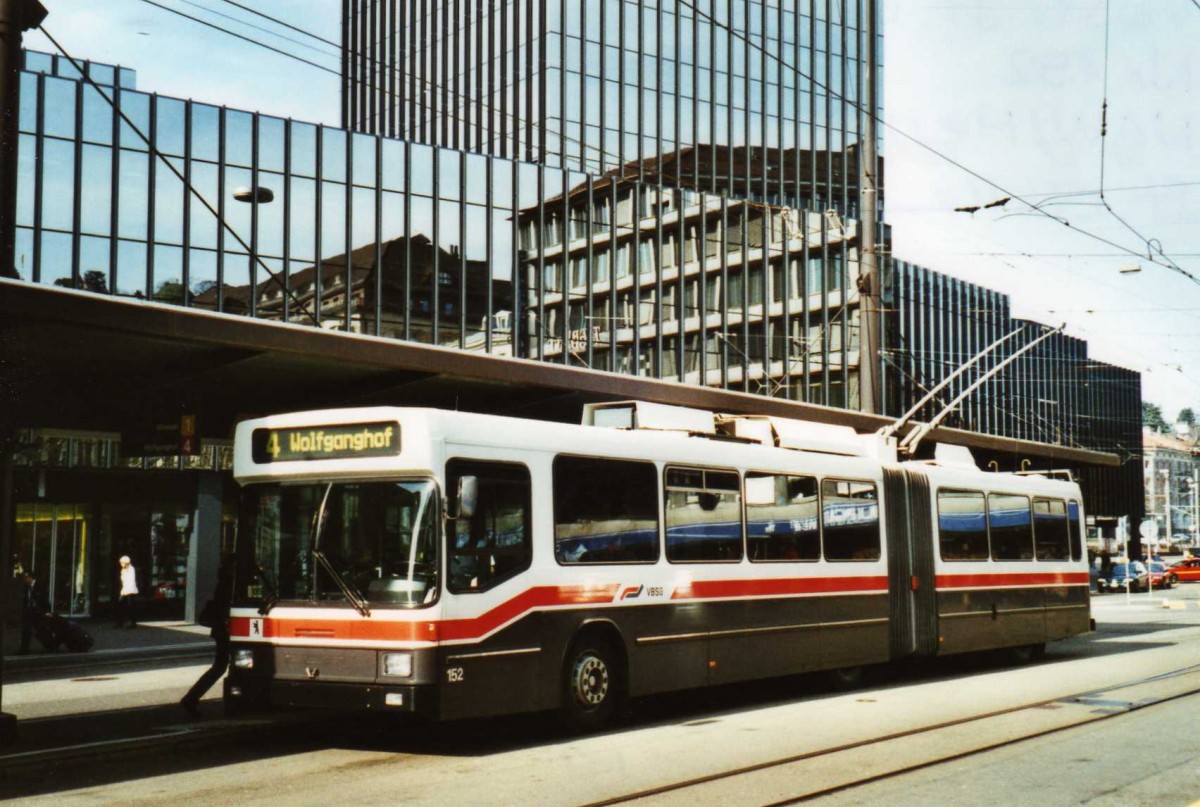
top-left (1168, 557), bottom-right (1200, 583)
top-left (1099, 562), bottom-right (1148, 592)
top-left (1147, 561), bottom-right (1177, 589)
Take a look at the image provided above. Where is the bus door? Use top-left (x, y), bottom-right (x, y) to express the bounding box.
top-left (882, 468), bottom-right (938, 659)
top-left (438, 459), bottom-right (543, 720)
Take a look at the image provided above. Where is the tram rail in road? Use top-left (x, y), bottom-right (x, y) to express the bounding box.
top-left (583, 663), bottom-right (1200, 806)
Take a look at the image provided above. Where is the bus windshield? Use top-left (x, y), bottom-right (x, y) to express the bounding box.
top-left (234, 480), bottom-right (439, 609)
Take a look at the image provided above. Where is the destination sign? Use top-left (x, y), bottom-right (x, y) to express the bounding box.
top-left (251, 422), bottom-right (401, 463)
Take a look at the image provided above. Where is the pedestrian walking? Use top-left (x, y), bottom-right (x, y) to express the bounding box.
top-left (181, 561), bottom-right (233, 718)
top-left (19, 570), bottom-right (49, 654)
top-left (114, 555), bottom-right (139, 628)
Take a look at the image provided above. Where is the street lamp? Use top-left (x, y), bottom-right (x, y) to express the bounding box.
top-left (233, 186), bottom-right (274, 204)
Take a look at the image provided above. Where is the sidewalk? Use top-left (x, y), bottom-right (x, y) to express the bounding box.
top-left (2, 618), bottom-right (214, 674)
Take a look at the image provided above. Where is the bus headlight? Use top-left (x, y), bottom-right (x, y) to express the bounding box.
top-left (382, 652), bottom-right (413, 678)
top-left (233, 648), bottom-right (254, 669)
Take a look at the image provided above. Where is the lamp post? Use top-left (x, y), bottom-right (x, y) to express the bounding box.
top-left (1, 0), bottom-right (49, 745)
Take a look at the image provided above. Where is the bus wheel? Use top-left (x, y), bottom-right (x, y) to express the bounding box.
top-left (826, 665), bottom-right (864, 691)
top-left (561, 638), bottom-right (622, 733)
top-left (1003, 643), bottom-right (1044, 665)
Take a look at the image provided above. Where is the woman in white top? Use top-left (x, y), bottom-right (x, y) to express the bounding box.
top-left (115, 555), bottom-right (139, 628)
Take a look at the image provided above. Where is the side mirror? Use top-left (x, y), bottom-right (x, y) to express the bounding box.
top-left (449, 476), bottom-right (477, 520)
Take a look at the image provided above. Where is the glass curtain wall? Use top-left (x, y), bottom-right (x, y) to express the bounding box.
top-left (344, 0), bottom-right (879, 221)
top-left (15, 51), bottom-right (864, 407)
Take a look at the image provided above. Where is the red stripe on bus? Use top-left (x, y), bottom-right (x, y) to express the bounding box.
top-left (936, 572), bottom-right (1090, 589)
top-left (438, 584), bottom-right (620, 641)
top-left (671, 576), bottom-right (888, 600)
top-left (229, 583), bottom-right (620, 643)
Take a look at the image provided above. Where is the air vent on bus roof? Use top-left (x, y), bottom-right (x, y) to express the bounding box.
top-left (582, 401), bottom-right (716, 434)
top-left (718, 415), bottom-right (868, 457)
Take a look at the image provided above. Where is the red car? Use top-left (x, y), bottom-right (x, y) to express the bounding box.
top-left (1168, 557), bottom-right (1200, 583)
top-left (1148, 562), bottom-right (1177, 589)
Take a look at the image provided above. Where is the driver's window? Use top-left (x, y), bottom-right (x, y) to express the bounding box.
top-left (446, 459), bottom-right (532, 593)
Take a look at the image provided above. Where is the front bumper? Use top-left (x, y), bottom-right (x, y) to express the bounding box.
top-left (225, 673), bottom-right (438, 717)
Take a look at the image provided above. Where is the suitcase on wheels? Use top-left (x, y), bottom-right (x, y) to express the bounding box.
top-left (34, 614), bottom-right (93, 652)
top-left (64, 619), bottom-right (94, 652)
top-left (34, 614), bottom-right (66, 651)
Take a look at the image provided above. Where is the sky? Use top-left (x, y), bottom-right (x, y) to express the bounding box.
top-left (23, 0), bottom-right (1200, 420)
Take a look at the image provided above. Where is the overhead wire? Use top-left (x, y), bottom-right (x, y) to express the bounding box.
top-left (677, 0), bottom-right (1200, 286)
top-left (173, 0), bottom-right (339, 59)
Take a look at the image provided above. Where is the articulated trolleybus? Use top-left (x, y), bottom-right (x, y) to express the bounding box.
top-left (226, 402), bottom-right (1091, 729)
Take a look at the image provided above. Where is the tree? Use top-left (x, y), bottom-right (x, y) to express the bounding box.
top-left (52, 270), bottom-right (110, 294)
top-left (1143, 402), bottom-right (1169, 432)
top-left (1179, 408), bottom-right (1196, 427)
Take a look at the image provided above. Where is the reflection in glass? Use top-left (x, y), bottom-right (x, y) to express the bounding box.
top-left (222, 252), bottom-right (251, 314)
top-left (154, 158), bottom-right (185, 245)
top-left (188, 161), bottom-right (218, 250)
top-left (288, 177), bottom-right (315, 259)
top-left (257, 116), bottom-right (286, 173)
top-left (118, 90), bottom-right (150, 150)
top-left (41, 139), bottom-right (76, 232)
top-left (381, 138), bottom-right (405, 191)
top-left (155, 97), bottom-right (185, 156)
top-left (352, 132), bottom-right (376, 187)
top-left (80, 84), bottom-right (112, 146)
top-left (223, 165), bottom-right (253, 249)
top-left (225, 110), bottom-right (253, 167)
top-left (79, 145), bottom-right (113, 235)
top-left (78, 236), bottom-right (110, 293)
top-left (352, 186), bottom-right (375, 253)
top-left (18, 72), bottom-right (37, 134)
top-left (320, 181), bottom-right (346, 257)
top-left (321, 127), bottom-right (347, 183)
top-left (256, 171), bottom-right (284, 257)
top-left (116, 239), bottom-right (146, 297)
top-left (151, 245), bottom-right (185, 304)
top-left (410, 143), bottom-right (433, 196)
top-left (190, 103), bottom-right (220, 162)
top-left (39, 230), bottom-right (72, 288)
top-left (14, 226), bottom-right (33, 280)
top-left (290, 122), bottom-right (317, 178)
top-left (17, 133), bottom-right (35, 228)
top-left (42, 76), bottom-right (76, 139)
top-left (117, 150), bottom-right (149, 239)
top-left (189, 248), bottom-right (218, 308)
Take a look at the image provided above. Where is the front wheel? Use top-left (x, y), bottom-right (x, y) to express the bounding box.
top-left (561, 638), bottom-right (622, 733)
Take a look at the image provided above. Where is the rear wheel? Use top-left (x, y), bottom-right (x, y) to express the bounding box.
top-left (561, 638), bottom-right (622, 733)
top-left (826, 665), bottom-right (865, 690)
top-left (1003, 642), bottom-right (1044, 665)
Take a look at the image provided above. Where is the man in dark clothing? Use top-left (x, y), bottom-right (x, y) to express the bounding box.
top-left (181, 563), bottom-right (232, 718)
top-left (19, 571), bottom-right (49, 654)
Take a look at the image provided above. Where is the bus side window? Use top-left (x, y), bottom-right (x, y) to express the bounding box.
top-left (1033, 498), bottom-right (1070, 561)
top-left (822, 479), bottom-right (881, 561)
top-left (989, 493), bottom-right (1033, 561)
top-left (446, 459), bottom-right (532, 593)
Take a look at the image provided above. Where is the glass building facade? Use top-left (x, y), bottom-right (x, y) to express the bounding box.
top-left (14, 46), bottom-right (874, 407)
top-left (343, 0), bottom-right (881, 218)
top-left (6, 32), bottom-right (1141, 613)
top-left (887, 261), bottom-right (1144, 525)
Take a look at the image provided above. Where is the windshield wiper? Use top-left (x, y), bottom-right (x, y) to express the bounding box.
top-left (256, 563), bottom-right (279, 616)
top-left (312, 550), bottom-right (372, 617)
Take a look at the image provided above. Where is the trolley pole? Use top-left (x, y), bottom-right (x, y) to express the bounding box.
top-left (857, 0), bottom-right (881, 415)
top-left (0, 0), bottom-right (48, 744)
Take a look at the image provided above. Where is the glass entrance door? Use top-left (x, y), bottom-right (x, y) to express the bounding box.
top-left (13, 503), bottom-right (92, 616)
